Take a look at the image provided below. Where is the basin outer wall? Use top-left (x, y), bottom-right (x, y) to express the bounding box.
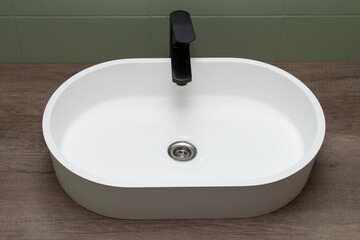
top-left (50, 153), bottom-right (315, 219)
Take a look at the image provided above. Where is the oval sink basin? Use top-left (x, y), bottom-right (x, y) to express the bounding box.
top-left (43, 58), bottom-right (325, 219)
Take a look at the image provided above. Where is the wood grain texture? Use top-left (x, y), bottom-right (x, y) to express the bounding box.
top-left (0, 62), bottom-right (359, 240)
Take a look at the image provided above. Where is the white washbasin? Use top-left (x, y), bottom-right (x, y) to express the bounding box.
top-left (43, 58), bottom-right (325, 219)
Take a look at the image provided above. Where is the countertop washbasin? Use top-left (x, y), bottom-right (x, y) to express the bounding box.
top-left (42, 58), bottom-right (326, 219)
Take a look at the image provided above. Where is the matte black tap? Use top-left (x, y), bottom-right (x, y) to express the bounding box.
top-left (170, 10), bottom-right (196, 86)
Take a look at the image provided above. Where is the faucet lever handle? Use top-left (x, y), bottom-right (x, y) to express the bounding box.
top-left (170, 10), bottom-right (196, 44)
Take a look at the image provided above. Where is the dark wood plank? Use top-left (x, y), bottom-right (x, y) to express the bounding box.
top-left (0, 62), bottom-right (360, 240)
top-left (0, 170), bottom-right (358, 240)
top-left (0, 121), bottom-right (53, 172)
top-left (0, 64), bottom-right (92, 121)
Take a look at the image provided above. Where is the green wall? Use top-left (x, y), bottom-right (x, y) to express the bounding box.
top-left (1, 0), bottom-right (360, 63)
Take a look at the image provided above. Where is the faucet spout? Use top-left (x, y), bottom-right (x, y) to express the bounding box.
top-left (170, 10), bottom-right (196, 86)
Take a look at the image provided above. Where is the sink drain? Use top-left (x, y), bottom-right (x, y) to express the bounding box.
top-left (168, 141), bottom-right (197, 161)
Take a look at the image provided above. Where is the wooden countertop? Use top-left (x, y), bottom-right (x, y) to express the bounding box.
top-left (0, 62), bottom-right (359, 239)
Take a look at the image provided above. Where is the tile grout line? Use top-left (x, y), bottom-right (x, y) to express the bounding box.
top-left (9, 0), bottom-right (23, 63)
top-left (148, 0), bottom-right (152, 57)
top-left (276, 0), bottom-right (288, 61)
top-left (13, 15), bottom-right (150, 18)
top-left (9, 15), bottom-right (360, 18)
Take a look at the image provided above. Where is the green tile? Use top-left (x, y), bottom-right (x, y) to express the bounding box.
top-left (150, 16), bottom-right (283, 60)
top-left (13, 0), bottom-right (149, 16)
top-left (0, 18), bottom-right (21, 63)
top-left (194, 17), bottom-right (283, 60)
top-left (286, 0), bottom-right (360, 15)
top-left (16, 17), bottom-right (150, 63)
top-left (150, 17), bottom-right (168, 57)
top-left (151, 0), bottom-right (286, 16)
top-left (279, 16), bottom-right (360, 61)
top-left (0, 0), bottom-right (12, 15)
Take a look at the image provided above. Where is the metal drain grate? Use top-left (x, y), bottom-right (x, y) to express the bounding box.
top-left (168, 141), bottom-right (197, 161)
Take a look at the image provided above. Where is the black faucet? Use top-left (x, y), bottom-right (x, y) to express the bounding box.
top-left (170, 10), bottom-right (196, 86)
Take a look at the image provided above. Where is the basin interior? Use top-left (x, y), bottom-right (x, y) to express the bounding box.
top-left (46, 59), bottom-right (324, 187)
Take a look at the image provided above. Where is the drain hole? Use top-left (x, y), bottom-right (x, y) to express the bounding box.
top-left (168, 141), bottom-right (197, 161)
top-left (173, 147), bottom-right (191, 159)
